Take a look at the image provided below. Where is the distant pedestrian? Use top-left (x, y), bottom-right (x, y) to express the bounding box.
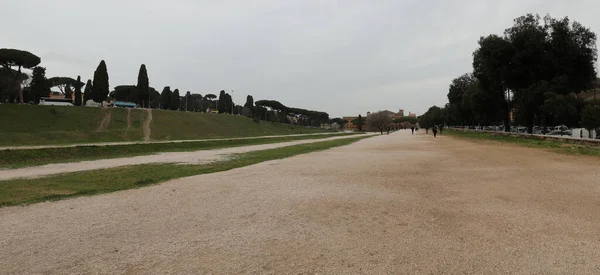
top-left (386, 127), bottom-right (390, 135)
top-left (433, 126), bottom-right (438, 138)
top-left (411, 126), bottom-right (415, 135)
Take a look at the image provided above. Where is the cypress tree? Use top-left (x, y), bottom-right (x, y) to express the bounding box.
top-left (137, 64), bottom-right (149, 107)
top-left (30, 66), bottom-right (49, 103)
top-left (171, 89), bottom-right (180, 110)
top-left (357, 114), bottom-right (363, 131)
top-left (160, 86), bottom-right (172, 110)
top-left (244, 95), bottom-right (254, 108)
top-left (92, 60), bottom-right (109, 104)
top-left (217, 90), bottom-right (226, 113)
top-left (83, 79), bottom-right (92, 104)
top-left (74, 76), bottom-right (82, 106)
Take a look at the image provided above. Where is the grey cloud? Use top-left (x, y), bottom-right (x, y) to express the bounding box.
top-left (2, 0), bottom-right (599, 117)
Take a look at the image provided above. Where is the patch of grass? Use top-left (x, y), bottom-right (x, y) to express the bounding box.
top-left (0, 105), bottom-right (328, 146)
top-left (0, 133), bottom-right (357, 168)
top-left (446, 129), bottom-right (600, 157)
top-left (0, 136), bottom-right (370, 207)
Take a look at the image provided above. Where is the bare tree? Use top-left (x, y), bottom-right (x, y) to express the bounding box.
top-left (366, 111), bottom-right (393, 134)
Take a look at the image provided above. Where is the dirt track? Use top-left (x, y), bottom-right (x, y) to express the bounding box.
top-left (0, 134), bottom-right (372, 180)
top-left (1, 130), bottom-right (600, 274)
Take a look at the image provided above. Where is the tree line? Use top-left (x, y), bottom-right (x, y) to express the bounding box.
top-left (0, 49), bottom-right (332, 126)
top-left (420, 14), bottom-right (600, 135)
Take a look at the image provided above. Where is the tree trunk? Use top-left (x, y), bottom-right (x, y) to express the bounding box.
top-left (17, 66), bottom-right (24, 104)
top-left (503, 110), bottom-right (511, 133)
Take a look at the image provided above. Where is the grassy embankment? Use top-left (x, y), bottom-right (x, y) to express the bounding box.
top-left (0, 136), bottom-right (370, 207)
top-left (0, 133), bottom-right (357, 168)
top-left (0, 104), bottom-right (327, 146)
top-left (446, 129), bottom-right (600, 157)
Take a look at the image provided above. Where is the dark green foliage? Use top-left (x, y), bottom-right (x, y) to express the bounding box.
top-left (224, 93), bottom-right (233, 114)
top-left (255, 99), bottom-right (329, 126)
top-left (171, 89), bottom-right (180, 111)
top-left (137, 64), bottom-right (149, 107)
top-left (356, 114), bottom-right (363, 131)
top-left (160, 86), bottom-right (172, 110)
top-left (217, 90), bottom-right (226, 113)
top-left (74, 76), bottom-right (83, 106)
top-left (30, 66), bottom-right (50, 103)
top-left (392, 116), bottom-right (418, 125)
top-left (148, 87), bottom-right (160, 108)
top-left (64, 85), bottom-right (73, 100)
top-left (442, 14), bottom-right (597, 133)
top-left (419, 106), bottom-right (444, 131)
top-left (112, 85), bottom-right (138, 102)
top-left (92, 60), bottom-right (109, 104)
top-left (83, 79), bottom-right (92, 104)
top-left (580, 105), bottom-right (600, 134)
top-left (244, 95), bottom-right (254, 108)
top-left (0, 48), bottom-right (41, 103)
top-left (0, 48), bottom-right (41, 69)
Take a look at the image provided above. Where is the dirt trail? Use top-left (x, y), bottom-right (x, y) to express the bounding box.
top-left (95, 108), bottom-right (112, 132)
top-left (3, 131), bottom-right (599, 274)
top-left (143, 108), bottom-right (152, 141)
top-left (0, 132), bottom-right (342, 151)
top-left (125, 108), bottom-right (132, 135)
top-left (0, 134), bottom-right (375, 180)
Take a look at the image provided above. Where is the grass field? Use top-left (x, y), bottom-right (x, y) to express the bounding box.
top-left (0, 104), bottom-right (328, 146)
top-left (446, 129), bottom-right (600, 157)
top-left (0, 133), bottom-right (356, 168)
top-left (0, 136), bottom-right (370, 207)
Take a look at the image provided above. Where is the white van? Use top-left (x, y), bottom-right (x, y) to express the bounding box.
top-left (39, 97), bottom-right (73, 106)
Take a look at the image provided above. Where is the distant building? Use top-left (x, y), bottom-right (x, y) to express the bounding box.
top-left (408, 112), bottom-right (417, 118)
top-left (398, 109), bottom-right (404, 117)
top-left (343, 116), bottom-right (364, 131)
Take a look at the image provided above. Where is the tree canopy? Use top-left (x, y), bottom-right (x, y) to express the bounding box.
top-left (137, 64), bottom-right (149, 107)
top-left (92, 60), bottom-right (109, 104)
top-left (0, 48), bottom-right (41, 70)
top-left (439, 13), bottom-right (598, 133)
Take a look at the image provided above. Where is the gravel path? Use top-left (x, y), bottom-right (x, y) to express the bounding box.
top-left (0, 132), bottom-right (341, 151)
top-left (1, 130), bottom-right (600, 274)
top-left (0, 134), bottom-right (370, 180)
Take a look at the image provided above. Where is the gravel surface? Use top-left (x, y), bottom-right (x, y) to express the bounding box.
top-left (1, 130), bottom-right (600, 274)
top-left (0, 132), bottom-right (340, 150)
top-left (0, 134), bottom-right (368, 180)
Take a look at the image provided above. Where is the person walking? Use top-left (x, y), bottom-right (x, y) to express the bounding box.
top-left (411, 126), bottom-right (415, 135)
top-left (433, 125), bottom-right (438, 138)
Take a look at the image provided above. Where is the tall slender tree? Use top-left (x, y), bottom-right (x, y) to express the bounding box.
top-left (30, 66), bottom-right (49, 103)
top-left (171, 89), bottom-right (180, 110)
top-left (217, 90), bottom-right (226, 113)
top-left (137, 64), bottom-right (149, 107)
top-left (160, 86), bottom-right (172, 110)
top-left (83, 79), bottom-right (92, 104)
top-left (357, 114), bottom-right (363, 131)
top-left (92, 60), bottom-right (109, 104)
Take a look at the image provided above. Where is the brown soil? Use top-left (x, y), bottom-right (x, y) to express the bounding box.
top-left (1, 131), bottom-right (599, 274)
top-left (95, 108), bottom-right (112, 132)
top-left (143, 108), bottom-right (152, 141)
top-left (125, 108), bottom-right (132, 135)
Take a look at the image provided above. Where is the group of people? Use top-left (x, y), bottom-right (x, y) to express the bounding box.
top-left (410, 125), bottom-right (442, 137)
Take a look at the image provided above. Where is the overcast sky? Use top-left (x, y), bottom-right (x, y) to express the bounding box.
top-left (2, 0), bottom-right (599, 117)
